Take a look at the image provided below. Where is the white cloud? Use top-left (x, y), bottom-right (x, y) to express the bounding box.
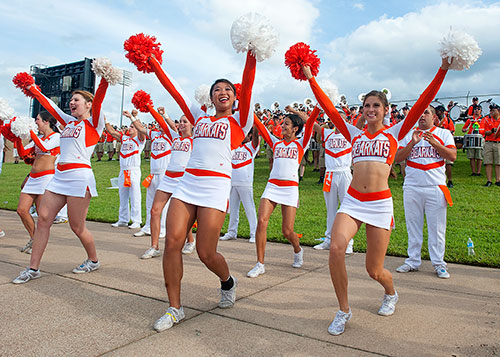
top-left (353, 3), bottom-right (365, 10)
top-left (321, 2), bottom-right (500, 106)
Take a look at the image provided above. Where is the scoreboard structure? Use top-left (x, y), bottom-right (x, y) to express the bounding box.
top-left (30, 58), bottom-right (95, 117)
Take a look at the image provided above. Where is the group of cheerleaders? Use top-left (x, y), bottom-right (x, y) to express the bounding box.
top-left (9, 44), bottom-right (453, 336)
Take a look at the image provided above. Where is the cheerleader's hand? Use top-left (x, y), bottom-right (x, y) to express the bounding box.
top-left (302, 65), bottom-right (313, 80)
top-left (441, 56), bottom-right (453, 71)
top-left (157, 107), bottom-right (165, 115)
top-left (131, 109), bottom-right (138, 118)
top-left (123, 110), bottom-right (133, 120)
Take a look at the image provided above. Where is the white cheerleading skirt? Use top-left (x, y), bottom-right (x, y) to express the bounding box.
top-left (21, 170), bottom-right (55, 195)
top-left (157, 170), bottom-right (184, 194)
top-left (171, 169), bottom-right (231, 212)
top-left (46, 164), bottom-right (98, 198)
top-left (261, 180), bottom-right (299, 208)
top-left (338, 186), bottom-right (394, 230)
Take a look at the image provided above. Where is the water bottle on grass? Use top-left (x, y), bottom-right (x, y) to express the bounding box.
top-left (467, 238), bottom-right (475, 256)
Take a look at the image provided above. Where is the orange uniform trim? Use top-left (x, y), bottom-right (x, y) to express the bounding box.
top-left (30, 169), bottom-right (55, 178)
top-left (347, 186), bottom-right (392, 201)
top-left (185, 168), bottom-right (231, 179)
top-left (151, 150), bottom-right (171, 159)
top-left (325, 147), bottom-right (352, 158)
top-left (57, 163), bottom-right (91, 171)
top-left (406, 160), bottom-right (445, 170)
top-left (120, 150), bottom-right (139, 158)
top-left (165, 170), bottom-right (184, 178)
top-left (268, 179), bottom-right (299, 187)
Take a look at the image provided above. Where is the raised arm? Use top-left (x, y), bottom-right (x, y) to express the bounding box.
top-left (303, 65), bottom-right (351, 142)
top-left (251, 124), bottom-right (260, 149)
top-left (237, 52), bottom-right (257, 129)
top-left (300, 106), bottom-right (320, 147)
top-left (104, 121), bottom-right (122, 140)
top-left (15, 138), bottom-right (34, 158)
top-left (253, 114), bottom-right (274, 148)
top-left (127, 111), bottom-right (148, 136)
top-left (92, 77), bottom-right (109, 128)
top-left (148, 57), bottom-right (202, 125)
top-left (28, 86), bottom-right (73, 126)
top-left (397, 58), bottom-right (450, 140)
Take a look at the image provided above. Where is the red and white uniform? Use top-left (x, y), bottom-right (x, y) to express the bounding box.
top-left (151, 52), bottom-right (256, 212)
top-left (226, 139), bottom-right (260, 240)
top-left (308, 68), bottom-right (448, 230)
top-left (27, 78), bottom-right (107, 197)
top-left (19, 131), bottom-right (60, 195)
top-left (117, 133), bottom-right (145, 225)
top-left (399, 126), bottom-right (455, 269)
top-left (139, 129), bottom-right (171, 235)
top-left (157, 126), bottom-right (193, 194)
top-left (321, 128), bottom-right (352, 241)
top-left (255, 108), bottom-right (319, 208)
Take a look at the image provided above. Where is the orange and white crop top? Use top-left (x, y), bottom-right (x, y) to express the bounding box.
top-left (28, 78), bottom-right (108, 166)
top-left (308, 68), bottom-right (448, 166)
top-left (23, 130), bottom-right (60, 157)
top-left (148, 129), bottom-right (171, 174)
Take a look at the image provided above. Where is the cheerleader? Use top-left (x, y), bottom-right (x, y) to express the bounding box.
top-left (105, 115), bottom-right (146, 229)
top-left (15, 112), bottom-right (60, 254)
top-left (302, 57), bottom-right (451, 335)
top-left (247, 105), bottom-right (319, 278)
top-left (130, 109), bottom-right (171, 239)
top-left (137, 107), bottom-right (194, 259)
top-left (220, 127), bottom-right (260, 243)
top-left (12, 76), bottom-right (110, 284)
top-left (148, 52), bottom-right (257, 332)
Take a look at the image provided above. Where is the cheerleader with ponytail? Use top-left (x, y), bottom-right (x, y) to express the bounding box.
top-left (124, 13), bottom-right (278, 331)
top-left (12, 57), bottom-right (118, 284)
top-left (290, 28), bottom-right (480, 335)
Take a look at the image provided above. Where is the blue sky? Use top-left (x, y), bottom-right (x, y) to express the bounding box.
top-left (1, 0), bottom-right (499, 124)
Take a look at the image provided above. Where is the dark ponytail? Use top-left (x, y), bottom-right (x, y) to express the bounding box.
top-left (38, 111), bottom-right (60, 133)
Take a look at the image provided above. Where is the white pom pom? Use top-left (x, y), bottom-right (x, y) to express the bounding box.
top-left (319, 79), bottom-right (340, 105)
top-left (230, 12), bottom-right (279, 62)
top-left (91, 57), bottom-right (123, 85)
top-left (0, 98), bottom-right (15, 121)
top-left (439, 29), bottom-right (482, 71)
top-left (195, 84), bottom-right (213, 109)
top-left (11, 116), bottom-right (37, 139)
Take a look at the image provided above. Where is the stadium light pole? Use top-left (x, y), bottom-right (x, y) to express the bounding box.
top-left (119, 70), bottom-right (133, 128)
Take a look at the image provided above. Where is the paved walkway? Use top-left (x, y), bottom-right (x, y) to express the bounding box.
top-left (0, 209), bottom-right (499, 356)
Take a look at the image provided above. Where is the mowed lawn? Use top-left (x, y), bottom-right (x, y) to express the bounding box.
top-left (1, 129), bottom-right (499, 268)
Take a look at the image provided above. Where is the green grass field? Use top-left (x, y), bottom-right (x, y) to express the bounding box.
top-left (1, 126), bottom-right (499, 267)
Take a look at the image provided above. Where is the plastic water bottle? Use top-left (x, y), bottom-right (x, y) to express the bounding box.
top-left (467, 238), bottom-right (475, 256)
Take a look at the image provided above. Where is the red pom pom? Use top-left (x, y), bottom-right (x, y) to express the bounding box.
top-left (131, 90), bottom-right (153, 113)
top-left (284, 42), bottom-right (321, 81)
top-left (12, 72), bottom-right (38, 97)
top-left (22, 151), bottom-right (36, 166)
top-left (233, 83), bottom-right (242, 100)
top-left (124, 33), bottom-right (164, 73)
top-left (0, 118), bottom-right (19, 142)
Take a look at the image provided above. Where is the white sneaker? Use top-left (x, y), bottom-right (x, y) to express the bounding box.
top-left (154, 306), bottom-right (185, 332)
top-left (378, 291), bottom-right (399, 316)
top-left (141, 247), bottom-right (161, 259)
top-left (72, 259), bottom-right (101, 274)
top-left (247, 262), bottom-right (265, 278)
top-left (53, 216), bottom-right (68, 224)
top-left (111, 221), bottom-right (128, 228)
top-left (396, 263), bottom-right (418, 273)
top-left (134, 230), bottom-right (149, 237)
top-left (249, 236), bottom-right (255, 243)
top-left (12, 268), bottom-right (41, 284)
top-left (128, 222), bottom-right (141, 229)
top-left (220, 233), bottom-right (237, 241)
top-left (328, 309), bottom-right (352, 336)
top-left (20, 239), bottom-right (33, 254)
top-left (346, 239), bottom-right (354, 255)
top-left (182, 241), bottom-right (195, 254)
top-left (0, 230), bottom-right (5, 238)
top-left (218, 276), bottom-right (237, 308)
top-left (314, 240), bottom-right (330, 250)
top-left (292, 248), bottom-right (303, 268)
top-left (435, 265), bottom-right (450, 279)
